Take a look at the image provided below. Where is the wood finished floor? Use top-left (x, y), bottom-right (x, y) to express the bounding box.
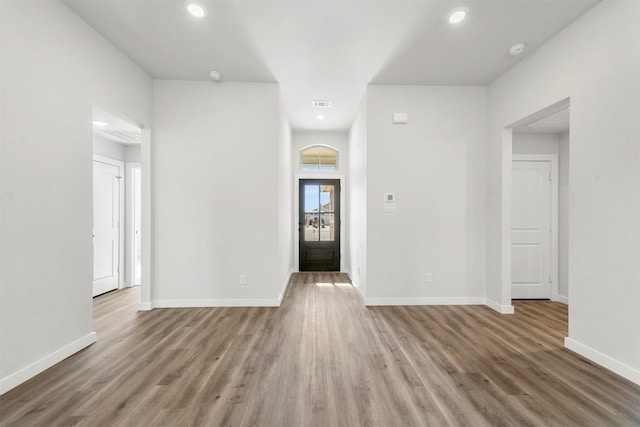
top-left (1, 273), bottom-right (639, 426)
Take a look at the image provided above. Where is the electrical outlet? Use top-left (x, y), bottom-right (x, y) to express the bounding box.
top-left (425, 273), bottom-right (432, 283)
top-left (239, 274), bottom-right (247, 285)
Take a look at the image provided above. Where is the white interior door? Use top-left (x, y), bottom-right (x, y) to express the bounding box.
top-left (511, 160), bottom-right (552, 299)
top-left (93, 160), bottom-right (121, 296)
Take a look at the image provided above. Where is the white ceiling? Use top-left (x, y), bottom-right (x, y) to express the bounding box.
top-left (63, 0), bottom-right (598, 132)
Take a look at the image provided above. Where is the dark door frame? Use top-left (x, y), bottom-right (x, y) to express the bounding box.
top-left (294, 175), bottom-right (344, 272)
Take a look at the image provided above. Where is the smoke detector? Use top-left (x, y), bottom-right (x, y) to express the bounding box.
top-left (509, 43), bottom-right (526, 56)
top-left (209, 70), bottom-right (221, 81)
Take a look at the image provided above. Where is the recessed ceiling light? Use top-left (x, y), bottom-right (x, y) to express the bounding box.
top-left (316, 114), bottom-right (326, 120)
top-left (185, 0), bottom-right (207, 18)
top-left (509, 42), bottom-right (526, 56)
top-left (448, 7), bottom-right (468, 24)
top-left (92, 120), bottom-right (107, 127)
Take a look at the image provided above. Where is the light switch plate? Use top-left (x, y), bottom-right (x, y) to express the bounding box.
top-left (384, 192), bottom-right (397, 212)
top-left (392, 113), bottom-right (408, 124)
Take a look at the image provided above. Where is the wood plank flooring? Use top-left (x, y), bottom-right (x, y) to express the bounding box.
top-left (1, 273), bottom-right (639, 426)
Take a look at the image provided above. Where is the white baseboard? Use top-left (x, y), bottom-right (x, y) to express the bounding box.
top-left (153, 298), bottom-right (282, 308)
top-left (565, 337), bottom-right (640, 386)
top-left (152, 271), bottom-right (295, 309)
top-left (276, 270), bottom-right (294, 306)
top-left (365, 297), bottom-right (486, 306)
top-left (153, 272), bottom-right (294, 309)
top-left (137, 301), bottom-right (153, 311)
top-left (0, 332), bottom-right (97, 395)
top-left (350, 278), bottom-right (366, 302)
top-left (486, 298), bottom-right (515, 314)
top-left (557, 294), bottom-right (569, 305)
top-left (364, 296), bottom-right (516, 314)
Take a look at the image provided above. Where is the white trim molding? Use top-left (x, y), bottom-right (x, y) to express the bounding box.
top-left (365, 297), bottom-right (486, 306)
top-left (557, 295), bottom-right (569, 305)
top-left (565, 337), bottom-right (640, 386)
top-left (153, 298), bottom-right (283, 308)
top-left (0, 332), bottom-right (97, 395)
top-left (350, 278), bottom-right (366, 303)
top-left (125, 161), bottom-right (142, 288)
top-left (486, 298), bottom-right (515, 314)
top-left (150, 271), bottom-right (294, 310)
top-left (276, 270), bottom-right (294, 305)
top-left (137, 301), bottom-right (154, 311)
top-left (140, 127), bottom-right (153, 319)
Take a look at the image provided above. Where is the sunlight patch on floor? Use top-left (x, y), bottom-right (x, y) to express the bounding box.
top-left (315, 282), bottom-right (334, 288)
top-left (334, 282), bottom-right (352, 288)
top-left (315, 282), bottom-right (353, 289)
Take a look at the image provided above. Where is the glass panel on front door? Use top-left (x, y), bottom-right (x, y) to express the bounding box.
top-left (303, 184), bottom-right (335, 242)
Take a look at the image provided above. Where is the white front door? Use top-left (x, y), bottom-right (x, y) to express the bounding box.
top-left (511, 160), bottom-right (552, 299)
top-left (93, 160), bottom-right (121, 296)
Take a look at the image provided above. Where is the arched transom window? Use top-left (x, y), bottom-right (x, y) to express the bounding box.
top-left (300, 145), bottom-right (338, 170)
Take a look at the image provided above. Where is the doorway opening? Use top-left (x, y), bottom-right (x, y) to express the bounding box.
top-left (299, 179), bottom-right (341, 271)
top-left (92, 106), bottom-right (144, 299)
top-left (506, 98), bottom-right (570, 305)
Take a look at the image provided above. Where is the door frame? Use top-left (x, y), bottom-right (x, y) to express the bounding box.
top-left (498, 98), bottom-right (570, 312)
top-left (125, 162), bottom-right (141, 286)
top-left (512, 154), bottom-right (559, 301)
top-left (294, 173), bottom-right (345, 272)
top-left (91, 104), bottom-right (151, 310)
top-left (93, 154), bottom-right (125, 291)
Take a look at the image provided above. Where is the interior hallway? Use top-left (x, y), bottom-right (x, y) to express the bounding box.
top-left (1, 273), bottom-right (638, 426)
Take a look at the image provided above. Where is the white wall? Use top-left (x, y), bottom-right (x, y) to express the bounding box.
top-left (0, 0), bottom-right (152, 393)
top-left (558, 131), bottom-right (570, 300)
top-left (512, 133), bottom-right (560, 155)
top-left (124, 145), bottom-right (141, 163)
top-left (365, 86), bottom-right (487, 304)
top-left (348, 96), bottom-right (368, 294)
top-left (153, 81), bottom-right (284, 306)
top-left (93, 136), bottom-right (141, 163)
top-left (487, 0), bottom-right (640, 383)
top-left (278, 94), bottom-right (293, 294)
top-left (93, 135), bottom-right (126, 160)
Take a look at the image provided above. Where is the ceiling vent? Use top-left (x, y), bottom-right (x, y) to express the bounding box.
top-left (312, 100), bottom-right (332, 108)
